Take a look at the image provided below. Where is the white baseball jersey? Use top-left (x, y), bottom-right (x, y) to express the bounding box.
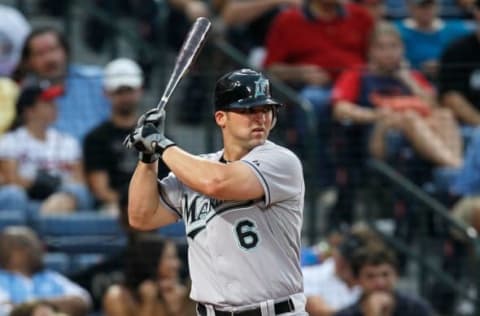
top-left (158, 140), bottom-right (305, 307)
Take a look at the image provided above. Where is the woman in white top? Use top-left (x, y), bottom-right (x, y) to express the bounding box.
top-left (0, 81), bottom-right (92, 215)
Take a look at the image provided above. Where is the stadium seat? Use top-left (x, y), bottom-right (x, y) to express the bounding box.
top-left (34, 213), bottom-right (126, 253)
top-left (0, 210), bottom-right (27, 231)
top-left (157, 221), bottom-right (186, 238)
top-left (70, 254), bottom-right (105, 274)
top-left (44, 253), bottom-right (71, 274)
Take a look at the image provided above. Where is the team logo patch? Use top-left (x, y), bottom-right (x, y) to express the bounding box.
top-left (254, 78), bottom-right (269, 98)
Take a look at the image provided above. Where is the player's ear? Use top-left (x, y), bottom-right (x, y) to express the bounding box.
top-left (214, 111), bottom-right (227, 128)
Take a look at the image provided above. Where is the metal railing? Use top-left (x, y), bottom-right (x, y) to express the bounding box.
top-left (367, 159), bottom-right (480, 315)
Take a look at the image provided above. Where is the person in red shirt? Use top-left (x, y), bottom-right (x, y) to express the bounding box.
top-left (263, 0), bottom-right (374, 187)
top-left (332, 22), bottom-right (462, 168)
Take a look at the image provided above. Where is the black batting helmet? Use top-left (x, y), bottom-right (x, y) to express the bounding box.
top-left (214, 68), bottom-right (282, 111)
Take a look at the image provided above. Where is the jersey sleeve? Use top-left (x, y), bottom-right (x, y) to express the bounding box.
top-left (331, 69), bottom-right (362, 104)
top-left (241, 145), bottom-right (303, 206)
top-left (83, 132), bottom-right (108, 172)
top-left (158, 172), bottom-right (184, 219)
top-left (64, 135), bottom-right (82, 161)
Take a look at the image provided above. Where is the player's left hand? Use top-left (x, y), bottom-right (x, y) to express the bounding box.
top-left (123, 109), bottom-right (175, 163)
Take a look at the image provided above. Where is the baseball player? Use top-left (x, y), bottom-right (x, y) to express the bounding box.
top-left (124, 68), bottom-right (306, 315)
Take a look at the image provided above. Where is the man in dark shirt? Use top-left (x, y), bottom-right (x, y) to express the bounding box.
top-left (83, 58), bottom-right (162, 213)
top-left (335, 246), bottom-right (433, 316)
top-left (439, 0), bottom-right (480, 125)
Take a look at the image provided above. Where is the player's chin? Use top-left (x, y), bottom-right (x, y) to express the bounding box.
top-left (249, 137), bottom-right (267, 148)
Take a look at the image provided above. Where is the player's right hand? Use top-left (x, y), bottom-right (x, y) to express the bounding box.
top-left (123, 109), bottom-right (175, 163)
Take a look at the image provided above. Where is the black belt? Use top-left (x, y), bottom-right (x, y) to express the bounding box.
top-left (197, 299), bottom-right (294, 316)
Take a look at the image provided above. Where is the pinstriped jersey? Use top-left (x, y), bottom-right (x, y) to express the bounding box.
top-left (158, 140), bottom-right (305, 307)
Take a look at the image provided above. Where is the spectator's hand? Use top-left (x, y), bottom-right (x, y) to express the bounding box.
top-left (299, 65), bottom-right (331, 86)
top-left (361, 291), bottom-right (395, 316)
top-left (139, 280), bottom-right (158, 302)
top-left (375, 108), bottom-right (403, 130)
top-left (123, 109), bottom-right (175, 163)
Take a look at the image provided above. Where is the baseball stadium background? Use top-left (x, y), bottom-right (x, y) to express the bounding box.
top-left (0, 0), bottom-right (480, 315)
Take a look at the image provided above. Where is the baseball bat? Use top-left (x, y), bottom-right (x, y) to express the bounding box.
top-left (156, 17), bottom-right (211, 112)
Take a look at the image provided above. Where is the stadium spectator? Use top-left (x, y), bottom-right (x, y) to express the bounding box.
top-left (353, 0), bottom-right (386, 21)
top-left (14, 27), bottom-right (111, 141)
top-left (8, 300), bottom-right (63, 316)
top-left (263, 0), bottom-right (374, 187)
top-left (394, 0), bottom-right (473, 81)
top-left (220, 0), bottom-right (302, 67)
top-left (0, 78), bottom-right (19, 135)
top-left (0, 81), bottom-right (91, 215)
top-left (103, 235), bottom-right (195, 316)
top-left (0, 4), bottom-right (30, 76)
top-left (386, 0), bottom-right (474, 18)
top-left (0, 226), bottom-right (91, 316)
top-left (333, 22), bottom-right (463, 168)
top-left (83, 58), bottom-right (144, 214)
top-left (439, 0), bottom-right (480, 126)
top-left (303, 224), bottom-right (382, 316)
top-left (335, 245), bottom-right (433, 316)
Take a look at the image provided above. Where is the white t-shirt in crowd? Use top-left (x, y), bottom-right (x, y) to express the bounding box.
top-left (302, 258), bottom-right (362, 311)
top-left (0, 127), bottom-right (81, 182)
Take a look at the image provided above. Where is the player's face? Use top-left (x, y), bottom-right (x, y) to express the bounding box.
top-left (26, 100), bottom-right (57, 126)
top-left (157, 242), bottom-right (181, 280)
top-left (27, 32), bottom-right (67, 80)
top-left (218, 105), bottom-right (274, 150)
top-left (370, 34), bottom-right (404, 73)
top-left (356, 263), bottom-right (397, 294)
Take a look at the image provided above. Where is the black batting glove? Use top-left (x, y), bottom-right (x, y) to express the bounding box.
top-left (123, 109), bottom-right (175, 163)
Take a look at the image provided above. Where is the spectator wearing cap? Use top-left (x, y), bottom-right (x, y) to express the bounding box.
top-left (0, 80), bottom-right (92, 215)
top-left (439, 0), bottom-right (480, 126)
top-left (303, 224), bottom-right (382, 316)
top-left (14, 27), bottom-right (111, 141)
top-left (0, 226), bottom-right (91, 316)
top-left (335, 246), bottom-right (433, 316)
top-left (83, 58), bottom-right (168, 214)
top-left (394, 0), bottom-right (473, 80)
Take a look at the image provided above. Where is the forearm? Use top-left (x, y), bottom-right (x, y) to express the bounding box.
top-left (128, 162), bottom-right (161, 227)
top-left (222, 0), bottom-right (282, 25)
top-left (94, 187), bottom-right (118, 205)
top-left (402, 76), bottom-right (436, 106)
top-left (442, 91), bottom-right (480, 125)
top-left (162, 146), bottom-right (228, 197)
top-left (333, 101), bottom-right (377, 124)
top-left (47, 296), bottom-right (90, 316)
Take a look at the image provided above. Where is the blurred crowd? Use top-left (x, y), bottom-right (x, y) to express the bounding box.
top-left (1, 0), bottom-right (480, 315)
